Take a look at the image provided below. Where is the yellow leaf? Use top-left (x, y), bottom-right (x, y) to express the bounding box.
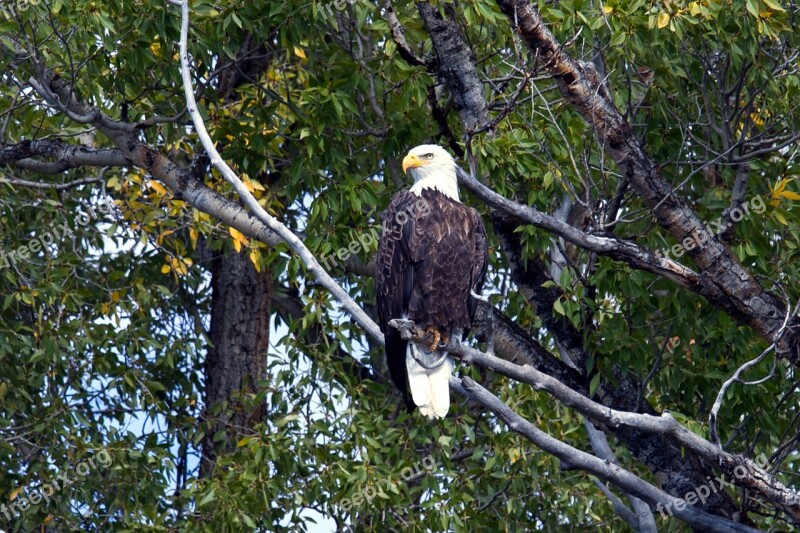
top-left (780, 190), bottom-right (800, 200)
top-left (229, 227), bottom-right (250, 247)
top-left (294, 46), bottom-right (307, 59)
top-left (762, 0), bottom-right (785, 11)
top-left (250, 250), bottom-right (261, 272)
top-left (249, 179), bottom-right (266, 191)
top-left (773, 178), bottom-right (790, 195)
top-left (657, 12), bottom-right (670, 28)
top-left (10, 487), bottom-right (22, 500)
top-left (774, 211), bottom-right (788, 225)
top-left (243, 180), bottom-right (255, 193)
top-left (148, 180), bottom-right (167, 195)
top-left (233, 239), bottom-right (241, 253)
top-left (161, 264), bottom-right (171, 274)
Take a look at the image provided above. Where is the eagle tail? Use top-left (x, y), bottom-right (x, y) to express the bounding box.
top-left (406, 342), bottom-right (453, 419)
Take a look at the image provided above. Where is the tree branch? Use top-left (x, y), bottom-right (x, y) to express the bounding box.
top-left (493, 0), bottom-right (800, 362)
top-left (172, 0), bottom-right (383, 342)
top-left (389, 318), bottom-right (800, 523)
top-left (450, 376), bottom-right (762, 533)
top-left (382, 0), bottom-right (430, 68)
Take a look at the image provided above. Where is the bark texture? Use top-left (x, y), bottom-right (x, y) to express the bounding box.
top-left (494, 0), bottom-right (799, 362)
top-left (201, 250), bottom-right (271, 476)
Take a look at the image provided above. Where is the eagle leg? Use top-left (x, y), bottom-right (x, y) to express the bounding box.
top-left (421, 327), bottom-right (442, 353)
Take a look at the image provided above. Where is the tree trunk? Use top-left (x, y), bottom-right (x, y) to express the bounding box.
top-left (201, 250), bottom-right (271, 477)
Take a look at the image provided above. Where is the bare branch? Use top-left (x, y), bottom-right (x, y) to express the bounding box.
top-left (0, 174), bottom-right (101, 190)
top-left (709, 298), bottom-right (800, 446)
top-left (0, 140), bottom-right (127, 170)
top-left (456, 167), bottom-right (704, 289)
top-left (586, 422), bottom-right (657, 532)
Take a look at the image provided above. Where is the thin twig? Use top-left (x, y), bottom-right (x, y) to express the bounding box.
top-left (709, 297), bottom-right (800, 447)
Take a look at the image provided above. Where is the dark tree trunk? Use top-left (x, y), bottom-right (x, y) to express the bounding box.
top-left (200, 250), bottom-right (271, 477)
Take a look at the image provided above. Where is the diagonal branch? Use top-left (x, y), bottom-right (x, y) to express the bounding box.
top-left (389, 318), bottom-right (800, 523)
top-left (456, 167), bottom-right (704, 290)
top-left (383, 0), bottom-right (430, 68)
top-left (171, 0), bottom-right (382, 343)
top-left (450, 376), bottom-right (761, 533)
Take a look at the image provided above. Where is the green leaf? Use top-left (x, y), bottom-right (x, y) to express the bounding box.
top-left (589, 373), bottom-right (602, 396)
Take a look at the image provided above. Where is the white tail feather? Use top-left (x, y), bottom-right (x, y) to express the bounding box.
top-left (406, 342), bottom-right (453, 418)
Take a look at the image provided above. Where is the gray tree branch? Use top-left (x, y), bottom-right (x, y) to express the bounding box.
top-left (389, 318), bottom-right (800, 523)
top-left (450, 376), bottom-right (761, 533)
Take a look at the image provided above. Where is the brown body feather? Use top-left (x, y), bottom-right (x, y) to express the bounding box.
top-left (376, 188), bottom-right (488, 410)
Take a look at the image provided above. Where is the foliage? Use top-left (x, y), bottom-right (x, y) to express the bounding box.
top-left (0, 0), bottom-right (799, 531)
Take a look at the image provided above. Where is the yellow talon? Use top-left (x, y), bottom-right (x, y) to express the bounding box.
top-left (421, 327), bottom-right (442, 352)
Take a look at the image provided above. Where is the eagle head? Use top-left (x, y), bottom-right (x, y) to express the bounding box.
top-left (402, 145), bottom-right (459, 201)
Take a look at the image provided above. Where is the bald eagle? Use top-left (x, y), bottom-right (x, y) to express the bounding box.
top-left (376, 145), bottom-right (488, 418)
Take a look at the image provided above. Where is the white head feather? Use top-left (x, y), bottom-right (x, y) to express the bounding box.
top-left (402, 144), bottom-right (460, 202)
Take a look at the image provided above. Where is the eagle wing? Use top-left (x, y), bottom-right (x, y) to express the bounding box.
top-left (376, 190), bottom-right (422, 408)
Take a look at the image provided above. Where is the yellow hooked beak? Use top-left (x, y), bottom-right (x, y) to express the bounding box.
top-left (402, 154), bottom-right (424, 173)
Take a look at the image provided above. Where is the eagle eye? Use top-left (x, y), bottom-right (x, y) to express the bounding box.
top-left (423, 153), bottom-right (434, 160)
